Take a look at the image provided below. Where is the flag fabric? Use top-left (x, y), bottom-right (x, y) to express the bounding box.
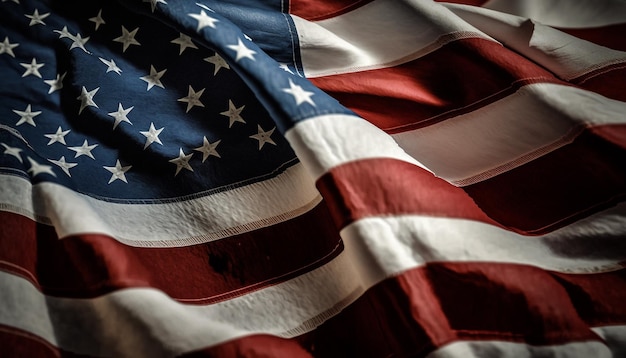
top-left (1, 0), bottom-right (626, 356)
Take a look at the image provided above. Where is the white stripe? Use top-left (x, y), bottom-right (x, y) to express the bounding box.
top-left (0, 251), bottom-right (363, 356)
top-left (284, 114), bottom-right (429, 179)
top-left (427, 339), bottom-right (611, 358)
top-left (482, 0), bottom-right (626, 28)
top-left (292, 0), bottom-right (493, 77)
top-left (341, 202), bottom-right (626, 289)
top-left (0, 163), bottom-right (321, 247)
top-left (392, 83), bottom-right (626, 186)
top-left (444, 3), bottom-right (626, 80)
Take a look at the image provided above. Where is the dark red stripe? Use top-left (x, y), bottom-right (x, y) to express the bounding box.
top-left (465, 129), bottom-right (626, 234)
top-left (0, 325), bottom-right (88, 358)
top-left (288, 0), bottom-right (374, 21)
top-left (552, 271), bottom-right (626, 327)
top-left (559, 24), bottom-right (626, 52)
top-left (317, 127), bottom-right (626, 234)
top-left (0, 203), bottom-right (343, 302)
top-left (572, 63), bottom-right (626, 102)
top-left (310, 38), bottom-right (563, 133)
top-left (589, 125), bottom-right (626, 151)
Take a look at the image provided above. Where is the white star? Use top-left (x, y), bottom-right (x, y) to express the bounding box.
top-left (25, 9), bottom-right (50, 26)
top-left (177, 86), bottom-right (205, 113)
top-left (27, 157), bottom-right (56, 178)
top-left (220, 99), bottom-right (245, 128)
top-left (99, 57), bottom-right (122, 74)
top-left (113, 26), bottom-right (140, 52)
top-left (140, 65), bottom-right (166, 91)
top-left (171, 33), bottom-right (198, 55)
top-left (0, 36), bottom-right (19, 57)
top-left (249, 125), bottom-right (277, 150)
top-left (89, 9), bottom-right (105, 30)
top-left (53, 26), bottom-right (72, 39)
top-left (49, 156), bottom-right (77, 177)
top-left (69, 32), bottom-right (90, 53)
top-left (282, 79), bottom-right (315, 106)
top-left (20, 58), bottom-right (44, 78)
top-left (1, 143), bottom-right (22, 163)
top-left (194, 137), bottom-right (221, 162)
top-left (104, 159), bottom-right (132, 184)
top-left (143, 0), bottom-right (167, 12)
top-left (227, 38), bottom-right (256, 62)
top-left (44, 72), bottom-right (66, 94)
top-left (108, 103), bottom-right (133, 129)
top-left (279, 63), bottom-right (294, 75)
top-left (204, 53), bottom-right (229, 75)
top-left (76, 86), bottom-right (99, 114)
top-left (189, 10), bottom-right (218, 32)
top-left (44, 126), bottom-right (70, 145)
top-left (13, 104), bottom-right (41, 127)
top-left (140, 122), bottom-right (164, 149)
top-left (68, 139), bottom-right (98, 159)
top-left (168, 148), bottom-right (193, 176)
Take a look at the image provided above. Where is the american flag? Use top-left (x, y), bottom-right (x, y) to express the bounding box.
top-left (1, 0), bottom-right (626, 356)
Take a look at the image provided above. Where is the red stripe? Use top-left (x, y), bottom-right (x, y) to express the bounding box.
top-left (572, 63), bottom-right (626, 102)
top-left (316, 157), bottom-right (500, 231)
top-left (0, 325), bottom-right (86, 358)
top-left (589, 125), bottom-right (626, 151)
top-left (559, 24), bottom-right (626, 52)
top-left (464, 129), bottom-right (626, 234)
top-left (310, 38), bottom-right (562, 133)
top-left (0, 203), bottom-right (343, 302)
top-left (288, 0), bottom-right (374, 21)
top-left (552, 271), bottom-right (626, 327)
top-left (317, 128), bottom-right (626, 234)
